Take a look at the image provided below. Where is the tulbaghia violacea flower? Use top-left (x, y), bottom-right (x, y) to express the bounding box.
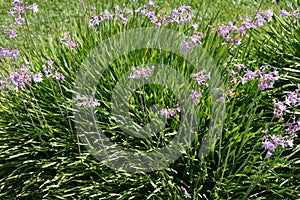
top-left (256, 16), bottom-right (266, 27)
top-left (10, 1), bottom-right (38, 17)
top-left (42, 60), bottom-right (65, 82)
top-left (128, 65), bottom-right (155, 80)
top-left (1, 2), bottom-right (38, 41)
top-left (180, 186), bottom-right (191, 199)
top-left (279, 6), bottom-right (300, 22)
top-left (190, 89), bottom-right (202, 104)
top-left (286, 118), bottom-right (300, 138)
top-left (14, 17), bottom-right (25, 25)
top-left (61, 32), bottom-right (79, 50)
top-left (216, 9), bottom-right (273, 45)
top-left (241, 66), bottom-right (279, 90)
top-left (191, 70), bottom-right (210, 86)
top-left (52, 72), bottom-right (65, 82)
top-left (89, 7), bottom-right (133, 28)
top-left (45, 60), bottom-right (55, 70)
top-left (90, 0), bottom-right (194, 29)
top-left (187, 32), bottom-right (204, 44)
top-left (192, 23), bottom-right (198, 30)
top-left (214, 87), bottom-right (233, 102)
top-left (160, 104), bottom-right (181, 118)
top-left (271, 85), bottom-right (299, 122)
top-left (285, 91), bottom-right (299, 106)
top-left (43, 60), bottom-right (55, 78)
top-left (5, 64), bottom-right (32, 91)
top-left (281, 9), bottom-right (292, 18)
top-left (233, 63), bottom-right (245, 71)
top-left (119, 15), bottom-right (128, 23)
top-left (168, 6), bottom-right (193, 24)
top-left (284, 85), bottom-right (300, 106)
top-left (76, 94), bottom-right (100, 108)
top-left (228, 63), bottom-right (246, 84)
top-left (180, 42), bottom-right (190, 53)
top-left (8, 10), bottom-right (15, 17)
top-left (263, 9), bottom-right (273, 21)
top-left (32, 73), bottom-right (43, 82)
top-left (135, 2), bottom-right (193, 27)
top-left (0, 47), bottom-right (20, 59)
top-left (11, 0), bottom-right (27, 16)
top-left (7, 29), bottom-right (17, 38)
top-left (8, 49), bottom-right (20, 58)
top-left (155, 22), bottom-right (161, 28)
top-left (262, 129), bottom-right (295, 158)
top-left (27, 3), bottom-right (39, 13)
top-left (243, 69), bottom-right (256, 81)
top-left (241, 21), bottom-right (256, 29)
top-left (257, 68), bottom-right (279, 90)
top-left (0, 61), bottom-right (59, 92)
top-left (148, 0), bottom-right (155, 7)
top-left (273, 100), bottom-right (286, 118)
top-left (238, 26), bottom-right (246, 35)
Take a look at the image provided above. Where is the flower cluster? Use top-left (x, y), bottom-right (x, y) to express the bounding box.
top-left (128, 65), bottom-right (155, 80)
top-left (135, 2), bottom-right (158, 26)
top-left (10, 0), bottom-right (39, 16)
top-left (89, 0), bottom-right (194, 29)
top-left (214, 87), bottom-right (234, 102)
top-left (273, 84), bottom-right (300, 118)
top-left (227, 63), bottom-right (245, 84)
top-left (60, 32), bottom-right (80, 50)
top-left (159, 104), bottom-right (181, 118)
top-left (189, 70), bottom-right (210, 102)
top-left (1, 0), bottom-right (38, 38)
top-left (273, 100), bottom-right (287, 118)
top-left (286, 118), bottom-right (300, 138)
top-left (42, 60), bottom-right (65, 82)
top-left (240, 65), bottom-right (279, 90)
top-left (262, 129), bottom-right (296, 158)
top-left (257, 69), bottom-right (279, 90)
top-left (216, 9), bottom-right (273, 45)
top-left (0, 45), bottom-right (20, 59)
top-left (190, 89), bottom-right (202, 104)
top-left (191, 70), bottom-right (210, 87)
top-left (135, 2), bottom-right (193, 28)
top-left (280, 4), bottom-right (300, 23)
top-left (89, 6), bottom-right (132, 28)
top-left (180, 32), bottom-right (204, 53)
top-left (0, 62), bottom-right (42, 92)
top-left (169, 6), bottom-right (193, 24)
top-left (115, 6), bottom-right (134, 23)
top-left (75, 94), bottom-right (101, 108)
top-left (285, 89), bottom-right (300, 106)
top-left (180, 186), bottom-right (191, 199)
top-left (262, 84), bottom-right (299, 157)
top-left (0, 60), bottom-right (66, 93)
top-left (0, 1), bottom-right (38, 63)
top-left (89, 10), bottom-right (113, 28)
top-left (3, 64), bottom-right (31, 91)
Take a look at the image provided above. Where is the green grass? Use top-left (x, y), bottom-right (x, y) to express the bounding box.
top-left (0, 0), bottom-right (299, 199)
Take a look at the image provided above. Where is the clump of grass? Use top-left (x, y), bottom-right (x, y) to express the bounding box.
top-left (0, 0), bottom-right (299, 199)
